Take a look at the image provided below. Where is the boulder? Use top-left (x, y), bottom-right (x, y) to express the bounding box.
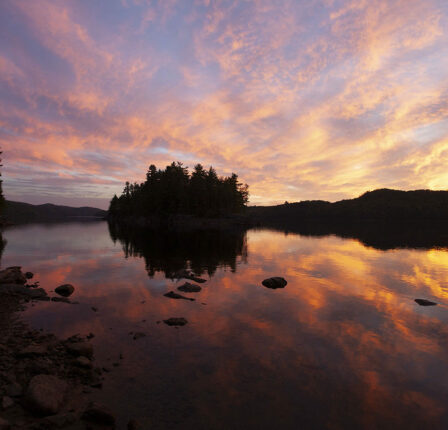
top-left (82, 402), bottom-right (115, 426)
top-left (262, 277), bottom-right (287, 289)
top-left (177, 282), bottom-right (202, 293)
top-left (163, 317), bottom-right (188, 326)
top-left (25, 272), bottom-right (34, 279)
top-left (55, 284), bottom-right (75, 297)
top-left (0, 267), bottom-right (26, 285)
top-left (66, 341), bottom-right (94, 359)
top-left (164, 291), bottom-right (195, 301)
top-left (415, 298), bottom-right (437, 306)
top-left (26, 374), bottom-right (67, 416)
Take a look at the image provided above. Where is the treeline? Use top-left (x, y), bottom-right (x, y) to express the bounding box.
top-left (109, 162), bottom-right (249, 218)
top-left (249, 189), bottom-right (448, 221)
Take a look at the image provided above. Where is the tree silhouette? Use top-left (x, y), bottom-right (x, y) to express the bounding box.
top-left (0, 150), bottom-right (5, 214)
top-left (109, 162), bottom-right (249, 218)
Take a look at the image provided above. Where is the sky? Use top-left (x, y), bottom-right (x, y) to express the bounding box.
top-left (1, 0), bottom-right (447, 209)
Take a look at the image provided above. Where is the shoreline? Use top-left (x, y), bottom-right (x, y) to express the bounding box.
top-left (0, 267), bottom-right (119, 430)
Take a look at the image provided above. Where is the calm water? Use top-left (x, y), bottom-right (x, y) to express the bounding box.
top-left (3, 221), bottom-right (448, 429)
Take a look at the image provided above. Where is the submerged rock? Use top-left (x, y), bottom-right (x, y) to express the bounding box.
top-left (54, 284), bottom-right (75, 297)
top-left (132, 332), bottom-right (146, 340)
top-left (163, 317), bottom-right (188, 326)
top-left (415, 298), bottom-right (437, 306)
top-left (262, 277), bottom-right (287, 289)
top-left (26, 374), bottom-right (67, 416)
top-left (164, 291), bottom-right (195, 301)
top-left (177, 282), bottom-right (202, 293)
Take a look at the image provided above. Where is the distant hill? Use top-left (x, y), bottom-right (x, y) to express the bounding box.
top-left (249, 189), bottom-right (448, 222)
top-left (3, 201), bottom-right (107, 223)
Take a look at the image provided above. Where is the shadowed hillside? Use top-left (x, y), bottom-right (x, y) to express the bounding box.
top-left (249, 189), bottom-right (448, 222)
top-left (4, 201), bottom-right (107, 223)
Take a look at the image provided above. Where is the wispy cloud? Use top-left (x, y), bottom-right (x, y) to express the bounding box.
top-left (1, 0), bottom-right (447, 208)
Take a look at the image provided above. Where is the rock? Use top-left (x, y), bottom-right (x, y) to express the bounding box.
top-left (67, 341), bottom-right (94, 359)
top-left (2, 396), bottom-right (14, 409)
top-left (415, 298), bottom-right (437, 306)
top-left (51, 297), bottom-right (71, 303)
top-left (0, 267), bottom-right (26, 285)
top-left (164, 291), bottom-right (195, 301)
top-left (163, 317), bottom-right (188, 326)
top-left (262, 277), bottom-right (287, 289)
top-left (25, 272), bottom-right (34, 279)
top-left (128, 419), bottom-right (140, 429)
top-left (0, 417), bottom-right (10, 430)
top-left (82, 402), bottom-right (115, 426)
top-left (133, 332), bottom-right (146, 340)
top-left (76, 356), bottom-right (93, 369)
top-left (177, 282), bottom-right (202, 293)
top-left (91, 307), bottom-right (98, 312)
top-left (54, 284), bottom-right (75, 297)
top-left (26, 374), bottom-right (67, 416)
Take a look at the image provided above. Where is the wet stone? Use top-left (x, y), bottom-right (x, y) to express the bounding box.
top-left (262, 277), bottom-right (287, 289)
top-left (415, 298), bottom-right (437, 306)
top-left (177, 282), bottom-right (202, 293)
top-left (54, 284), bottom-right (75, 297)
top-left (163, 318), bottom-right (188, 326)
top-left (164, 291), bottom-right (195, 301)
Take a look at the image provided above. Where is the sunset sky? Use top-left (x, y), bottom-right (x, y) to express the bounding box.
top-left (1, 0), bottom-right (447, 209)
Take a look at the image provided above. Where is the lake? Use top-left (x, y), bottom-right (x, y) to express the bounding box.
top-left (2, 221), bottom-right (448, 429)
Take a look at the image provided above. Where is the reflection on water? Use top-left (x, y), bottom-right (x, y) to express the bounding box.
top-left (2, 221), bottom-right (448, 429)
top-left (108, 222), bottom-right (248, 278)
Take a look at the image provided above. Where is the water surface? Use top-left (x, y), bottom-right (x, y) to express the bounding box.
top-left (2, 221), bottom-right (448, 429)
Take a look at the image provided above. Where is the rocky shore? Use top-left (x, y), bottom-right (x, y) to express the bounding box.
top-left (0, 267), bottom-right (118, 430)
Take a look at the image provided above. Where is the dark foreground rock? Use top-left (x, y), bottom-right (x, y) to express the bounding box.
top-left (55, 284), bottom-right (75, 297)
top-left (0, 267), bottom-right (27, 285)
top-left (415, 298), bottom-right (437, 306)
top-left (26, 374), bottom-right (68, 415)
top-left (0, 266), bottom-right (113, 429)
top-left (262, 277), bottom-right (287, 289)
top-left (164, 317), bottom-right (188, 326)
top-left (178, 282), bottom-right (202, 293)
top-left (164, 291), bottom-right (195, 301)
